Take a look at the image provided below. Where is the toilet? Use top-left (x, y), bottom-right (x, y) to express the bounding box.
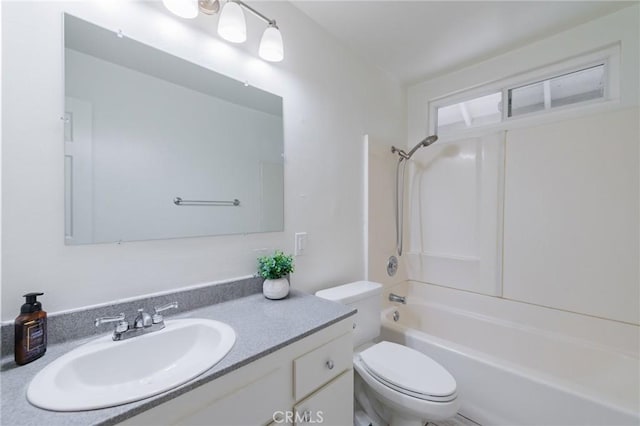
top-left (316, 281), bottom-right (459, 426)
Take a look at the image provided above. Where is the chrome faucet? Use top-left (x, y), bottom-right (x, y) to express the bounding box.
top-left (133, 309), bottom-right (153, 329)
top-left (95, 302), bottom-right (178, 341)
top-left (388, 293), bottom-right (406, 304)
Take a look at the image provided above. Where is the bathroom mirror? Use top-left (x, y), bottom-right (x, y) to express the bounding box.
top-left (63, 14), bottom-right (284, 245)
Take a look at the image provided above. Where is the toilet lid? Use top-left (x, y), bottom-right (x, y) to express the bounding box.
top-left (359, 341), bottom-right (457, 400)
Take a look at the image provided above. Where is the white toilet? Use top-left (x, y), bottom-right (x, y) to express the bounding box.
top-left (316, 281), bottom-right (459, 426)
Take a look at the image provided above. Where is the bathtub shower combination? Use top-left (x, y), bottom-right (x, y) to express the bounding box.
top-left (380, 282), bottom-right (640, 426)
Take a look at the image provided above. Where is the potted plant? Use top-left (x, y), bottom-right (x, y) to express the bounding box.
top-left (258, 251), bottom-right (294, 299)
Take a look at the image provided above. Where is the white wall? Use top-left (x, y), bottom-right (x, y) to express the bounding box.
top-left (503, 108), bottom-right (638, 324)
top-left (402, 5), bottom-right (639, 325)
top-left (1, 1), bottom-right (405, 320)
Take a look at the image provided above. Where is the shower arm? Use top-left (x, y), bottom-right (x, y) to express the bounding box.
top-left (391, 146), bottom-right (410, 159)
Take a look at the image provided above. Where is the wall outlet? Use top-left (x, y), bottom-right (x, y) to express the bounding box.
top-left (294, 232), bottom-right (307, 256)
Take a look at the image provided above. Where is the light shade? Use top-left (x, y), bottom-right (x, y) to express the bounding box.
top-left (218, 1), bottom-right (247, 43)
top-left (162, 0), bottom-right (199, 19)
top-left (259, 25), bottom-right (284, 62)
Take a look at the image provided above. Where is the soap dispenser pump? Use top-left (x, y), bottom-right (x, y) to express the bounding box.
top-left (14, 292), bottom-right (47, 365)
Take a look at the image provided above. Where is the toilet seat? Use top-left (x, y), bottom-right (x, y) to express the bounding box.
top-left (357, 341), bottom-right (457, 403)
top-left (359, 362), bottom-right (457, 402)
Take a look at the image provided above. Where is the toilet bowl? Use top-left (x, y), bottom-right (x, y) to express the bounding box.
top-left (353, 341), bottom-right (458, 426)
top-left (316, 281), bottom-right (459, 426)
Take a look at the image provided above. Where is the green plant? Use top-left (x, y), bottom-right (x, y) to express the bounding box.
top-left (258, 250), bottom-right (294, 280)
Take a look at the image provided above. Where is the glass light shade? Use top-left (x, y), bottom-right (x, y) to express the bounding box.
top-left (259, 26), bottom-right (284, 62)
top-left (218, 1), bottom-right (247, 43)
top-left (162, 0), bottom-right (199, 19)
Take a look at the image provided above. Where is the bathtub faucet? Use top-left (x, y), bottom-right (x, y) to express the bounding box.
top-left (388, 293), bottom-right (406, 304)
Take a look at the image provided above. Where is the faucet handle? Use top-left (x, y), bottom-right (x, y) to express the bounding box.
top-left (95, 313), bottom-right (128, 333)
top-left (95, 313), bottom-right (125, 326)
top-left (152, 302), bottom-right (178, 324)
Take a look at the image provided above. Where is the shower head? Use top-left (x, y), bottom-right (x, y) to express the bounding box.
top-left (391, 134), bottom-right (438, 160)
top-left (404, 134), bottom-right (438, 159)
top-left (420, 134), bottom-right (438, 147)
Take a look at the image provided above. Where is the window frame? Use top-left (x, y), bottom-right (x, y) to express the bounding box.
top-left (428, 44), bottom-right (619, 137)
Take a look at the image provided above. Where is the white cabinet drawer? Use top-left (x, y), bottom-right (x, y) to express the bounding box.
top-left (293, 332), bottom-right (352, 400)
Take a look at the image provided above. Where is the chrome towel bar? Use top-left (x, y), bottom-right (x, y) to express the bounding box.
top-left (173, 197), bottom-right (240, 206)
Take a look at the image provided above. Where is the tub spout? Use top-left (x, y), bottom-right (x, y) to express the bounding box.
top-left (388, 293), bottom-right (406, 304)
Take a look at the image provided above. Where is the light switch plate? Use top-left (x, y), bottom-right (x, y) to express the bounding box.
top-left (294, 232), bottom-right (307, 256)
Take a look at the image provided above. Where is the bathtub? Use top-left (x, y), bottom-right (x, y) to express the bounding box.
top-left (380, 296), bottom-right (640, 425)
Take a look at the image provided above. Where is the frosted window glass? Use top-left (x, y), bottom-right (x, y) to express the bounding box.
top-left (550, 65), bottom-right (604, 108)
top-left (508, 64), bottom-right (605, 117)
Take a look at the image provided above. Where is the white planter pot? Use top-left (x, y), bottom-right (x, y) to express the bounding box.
top-left (262, 278), bottom-right (290, 300)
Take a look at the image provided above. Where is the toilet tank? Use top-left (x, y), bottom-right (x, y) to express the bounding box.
top-left (315, 281), bottom-right (382, 348)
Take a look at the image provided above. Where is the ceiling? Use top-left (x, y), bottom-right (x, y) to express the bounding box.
top-left (290, 1), bottom-right (636, 85)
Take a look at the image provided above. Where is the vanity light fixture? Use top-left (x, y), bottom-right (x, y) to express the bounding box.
top-left (258, 23), bottom-right (284, 62)
top-left (217, 0), bottom-right (247, 43)
top-left (163, 0), bottom-right (284, 62)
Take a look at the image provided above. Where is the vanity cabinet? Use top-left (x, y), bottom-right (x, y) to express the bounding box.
top-left (294, 332), bottom-right (352, 400)
top-left (293, 370), bottom-right (353, 426)
top-left (120, 318), bottom-right (353, 426)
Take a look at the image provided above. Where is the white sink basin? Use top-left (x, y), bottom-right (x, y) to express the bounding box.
top-left (27, 318), bottom-right (236, 411)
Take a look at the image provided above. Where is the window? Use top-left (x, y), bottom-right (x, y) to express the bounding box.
top-left (508, 64), bottom-right (605, 117)
top-left (430, 47), bottom-right (616, 136)
top-left (437, 92), bottom-right (502, 134)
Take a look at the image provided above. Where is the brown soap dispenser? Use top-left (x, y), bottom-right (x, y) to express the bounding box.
top-left (14, 292), bottom-right (47, 365)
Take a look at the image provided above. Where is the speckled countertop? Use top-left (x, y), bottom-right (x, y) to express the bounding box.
top-left (0, 290), bottom-right (355, 426)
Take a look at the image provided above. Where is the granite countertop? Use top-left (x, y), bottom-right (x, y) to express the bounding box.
top-left (0, 290), bottom-right (355, 426)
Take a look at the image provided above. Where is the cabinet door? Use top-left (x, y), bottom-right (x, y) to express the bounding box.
top-left (176, 367), bottom-right (289, 426)
top-left (294, 370), bottom-right (353, 426)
